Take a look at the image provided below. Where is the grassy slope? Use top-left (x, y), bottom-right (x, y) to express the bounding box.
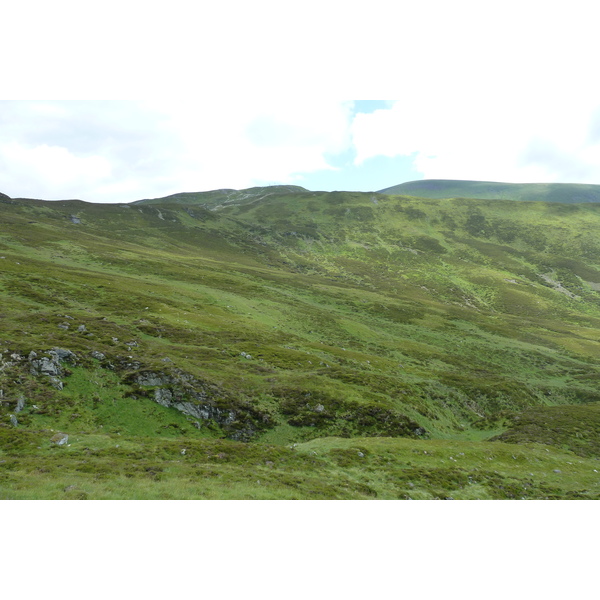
top-left (379, 179), bottom-right (600, 203)
top-left (2, 188), bottom-right (600, 499)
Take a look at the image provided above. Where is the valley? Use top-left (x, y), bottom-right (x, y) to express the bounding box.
top-left (2, 183), bottom-right (600, 499)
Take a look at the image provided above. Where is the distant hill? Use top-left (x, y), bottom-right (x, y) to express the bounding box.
top-left (379, 179), bottom-right (600, 203)
top-left (134, 184), bottom-right (310, 209)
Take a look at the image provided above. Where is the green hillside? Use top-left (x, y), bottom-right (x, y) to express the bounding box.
top-left (2, 186), bottom-right (600, 499)
top-left (134, 185), bottom-right (310, 209)
top-left (379, 179), bottom-right (600, 203)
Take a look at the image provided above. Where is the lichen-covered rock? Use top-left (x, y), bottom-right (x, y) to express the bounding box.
top-left (50, 432), bottom-right (69, 445)
top-left (30, 356), bottom-right (61, 377)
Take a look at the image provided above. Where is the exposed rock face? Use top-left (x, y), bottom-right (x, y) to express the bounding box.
top-left (129, 369), bottom-right (269, 441)
top-left (172, 401), bottom-right (235, 425)
top-left (12, 345), bottom-right (270, 442)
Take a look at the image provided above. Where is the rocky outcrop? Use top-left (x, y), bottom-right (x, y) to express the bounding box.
top-left (28, 348), bottom-right (77, 390)
top-left (128, 368), bottom-right (271, 441)
top-left (5, 344), bottom-right (272, 442)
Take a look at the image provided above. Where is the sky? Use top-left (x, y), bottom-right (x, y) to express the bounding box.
top-left (2, 2), bottom-right (600, 204)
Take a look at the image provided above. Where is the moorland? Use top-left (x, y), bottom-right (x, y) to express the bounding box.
top-left (2, 180), bottom-right (600, 499)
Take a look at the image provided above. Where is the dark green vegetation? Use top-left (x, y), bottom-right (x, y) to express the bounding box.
top-left (2, 184), bottom-right (600, 499)
top-left (380, 179), bottom-right (600, 203)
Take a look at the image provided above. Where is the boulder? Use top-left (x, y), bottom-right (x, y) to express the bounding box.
top-left (30, 356), bottom-right (61, 377)
top-left (50, 348), bottom-right (77, 363)
top-left (50, 432), bottom-right (69, 446)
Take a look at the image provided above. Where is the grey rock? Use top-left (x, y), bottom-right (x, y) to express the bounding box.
top-left (28, 351), bottom-right (37, 361)
top-left (57, 323), bottom-right (70, 330)
top-left (138, 373), bottom-right (171, 386)
top-left (70, 215), bottom-right (81, 224)
top-left (314, 404), bottom-right (325, 413)
top-left (553, 469), bottom-right (562, 474)
top-left (15, 396), bottom-right (25, 413)
top-left (49, 377), bottom-right (63, 390)
top-left (154, 388), bottom-right (173, 407)
top-left (50, 348), bottom-right (77, 363)
top-left (50, 432), bottom-right (69, 445)
top-left (9, 414), bottom-right (18, 427)
top-left (91, 351), bottom-right (105, 360)
top-left (30, 357), bottom-right (61, 377)
top-left (77, 325), bottom-right (86, 333)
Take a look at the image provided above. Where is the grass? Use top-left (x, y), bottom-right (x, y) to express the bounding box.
top-left (3, 187), bottom-right (600, 498)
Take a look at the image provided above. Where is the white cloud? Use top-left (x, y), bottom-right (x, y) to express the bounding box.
top-left (0, 99), bottom-right (352, 202)
top-left (0, 141), bottom-right (111, 199)
top-left (0, 100), bottom-right (356, 202)
top-left (351, 89), bottom-right (600, 184)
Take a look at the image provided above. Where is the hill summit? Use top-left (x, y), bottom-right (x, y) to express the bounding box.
top-left (379, 179), bottom-right (600, 203)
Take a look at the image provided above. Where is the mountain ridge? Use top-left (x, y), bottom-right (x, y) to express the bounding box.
top-left (6, 179), bottom-right (600, 207)
top-left (378, 179), bottom-right (600, 203)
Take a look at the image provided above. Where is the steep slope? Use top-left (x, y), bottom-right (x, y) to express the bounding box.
top-left (3, 187), bottom-right (600, 499)
top-left (379, 179), bottom-right (600, 203)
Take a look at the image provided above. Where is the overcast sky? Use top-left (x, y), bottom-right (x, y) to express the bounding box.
top-left (2, 2), bottom-right (599, 204)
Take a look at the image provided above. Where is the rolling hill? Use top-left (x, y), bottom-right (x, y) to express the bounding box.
top-left (2, 185), bottom-right (600, 499)
top-left (379, 179), bottom-right (600, 203)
